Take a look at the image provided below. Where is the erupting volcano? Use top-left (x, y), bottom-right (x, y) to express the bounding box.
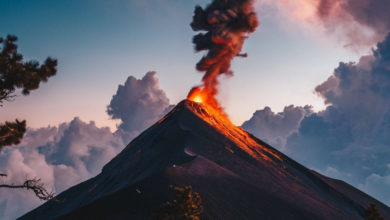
top-left (18, 0), bottom-right (390, 219)
top-left (187, 0), bottom-right (258, 114)
top-left (20, 100), bottom-right (390, 219)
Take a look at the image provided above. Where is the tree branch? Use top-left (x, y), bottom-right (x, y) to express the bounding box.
top-left (0, 119), bottom-right (26, 151)
top-left (0, 177), bottom-right (54, 201)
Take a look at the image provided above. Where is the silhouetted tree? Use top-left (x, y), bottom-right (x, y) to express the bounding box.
top-left (0, 119), bottom-right (26, 149)
top-left (152, 185), bottom-right (203, 220)
top-left (365, 204), bottom-right (385, 220)
top-left (0, 34), bottom-right (57, 150)
top-left (0, 35), bottom-right (57, 104)
top-left (0, 34), bottom-right (57, 200)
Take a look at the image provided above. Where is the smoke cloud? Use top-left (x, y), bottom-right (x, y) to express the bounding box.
top-left (107, 71), bottom-right (172, 143)
top-left (263, 0), bottom-right (390, 46)
top-left (188, 0), bottom-right (259, 111)
top-left (242, 105), bottom-right (312, 149)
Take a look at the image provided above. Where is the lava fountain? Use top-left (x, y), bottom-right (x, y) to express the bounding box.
top-left (187, 0), bottom-right (259, 117)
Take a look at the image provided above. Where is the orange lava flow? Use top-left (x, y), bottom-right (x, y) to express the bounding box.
top-left (185, 100), bottom-right (283, 163)
top-left (187, 88), bottom-right (206, 104)
top-left (187, 87), bottom-right (228, 119)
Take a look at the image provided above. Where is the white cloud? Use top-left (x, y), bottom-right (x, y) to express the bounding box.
top-left (107, 71), bottom-right (172, 143)
top-left (0, 118), bottom-right (124, 219)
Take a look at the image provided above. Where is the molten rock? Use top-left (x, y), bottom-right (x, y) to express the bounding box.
top-left (20, 100), bottom-right (390, 220)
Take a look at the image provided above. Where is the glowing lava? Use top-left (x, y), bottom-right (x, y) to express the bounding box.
top-left (193, 96), bottom-right (203, 103)
top-left (183, 100), bottom-right (284, 163)
top-left (188, 87), bottom-right (224, 114)
top-left (188, 87), bottom-right (207, 104)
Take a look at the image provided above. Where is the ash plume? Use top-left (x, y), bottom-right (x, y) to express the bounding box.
top-left (188, 0), bottom-right (259, 111)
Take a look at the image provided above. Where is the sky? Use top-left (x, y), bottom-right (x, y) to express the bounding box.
top-left (0, 0), bottom-right (362, 130)
top-left (1, 0), bottom-right (390, 219)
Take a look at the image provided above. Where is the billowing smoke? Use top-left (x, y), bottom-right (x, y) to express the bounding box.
top-left (263, 0), bottom-right (390, 46)
top-left (107, 71), bottom-right (172, 143)
top-left (188, 0), bottom-right (259, 111)
top-left (242, 105), bottom-right (312, 149)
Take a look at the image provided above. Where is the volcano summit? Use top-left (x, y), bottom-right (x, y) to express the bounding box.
top-left (20, 100), bottom-right (390, 219)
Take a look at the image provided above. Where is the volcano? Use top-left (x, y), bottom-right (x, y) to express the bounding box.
top-left (20, 100), bottom-right (389, 219)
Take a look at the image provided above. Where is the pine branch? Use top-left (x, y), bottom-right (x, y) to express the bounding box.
top-left (0, 119), bottom-right (26, 151)
top-left (0, 177), bottom-right (54, 201)
top-left (0, 35), bottom-right (57, 104)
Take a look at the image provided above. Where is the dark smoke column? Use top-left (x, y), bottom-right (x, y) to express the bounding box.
top-left (188, 0), bottom-right (259, 112)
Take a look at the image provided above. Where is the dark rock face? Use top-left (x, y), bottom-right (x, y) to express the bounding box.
top-left (20, 100), bottom-right (390, 220)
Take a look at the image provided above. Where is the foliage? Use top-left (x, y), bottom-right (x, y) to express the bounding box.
top-left (0, 34), bottom-right (57, 200)
top-left (0, 119), bottom-right (26, 151)
top-left (0, 34), bottom-right (57, 149)
top-left (152, 185), bottom-right (204, 220)
top-left (365, 204), bottom-right (385, 220)
top-left (0, 35), bottom-right (57, 104)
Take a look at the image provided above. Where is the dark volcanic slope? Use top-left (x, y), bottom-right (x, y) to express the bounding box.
top-left (20, 100), bottom-right (390, 220)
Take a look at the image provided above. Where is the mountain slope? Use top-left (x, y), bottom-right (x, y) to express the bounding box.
top-left (20, 100), bottom-right (390, 220)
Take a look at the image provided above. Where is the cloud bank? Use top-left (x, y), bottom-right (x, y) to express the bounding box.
top-left (243, 33), bottom-right (390, 205)
top-left (0, 71), bottom-right (172, 219)
top-left (242, 105), bottom-right (312, 149)
top-left (0, 118), bottom-right (124, 219)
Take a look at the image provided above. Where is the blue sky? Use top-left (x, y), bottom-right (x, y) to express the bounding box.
top-left (0, 0), bottom-right (362, 129)
top-left (1, 1), bottom-right (390, 218)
